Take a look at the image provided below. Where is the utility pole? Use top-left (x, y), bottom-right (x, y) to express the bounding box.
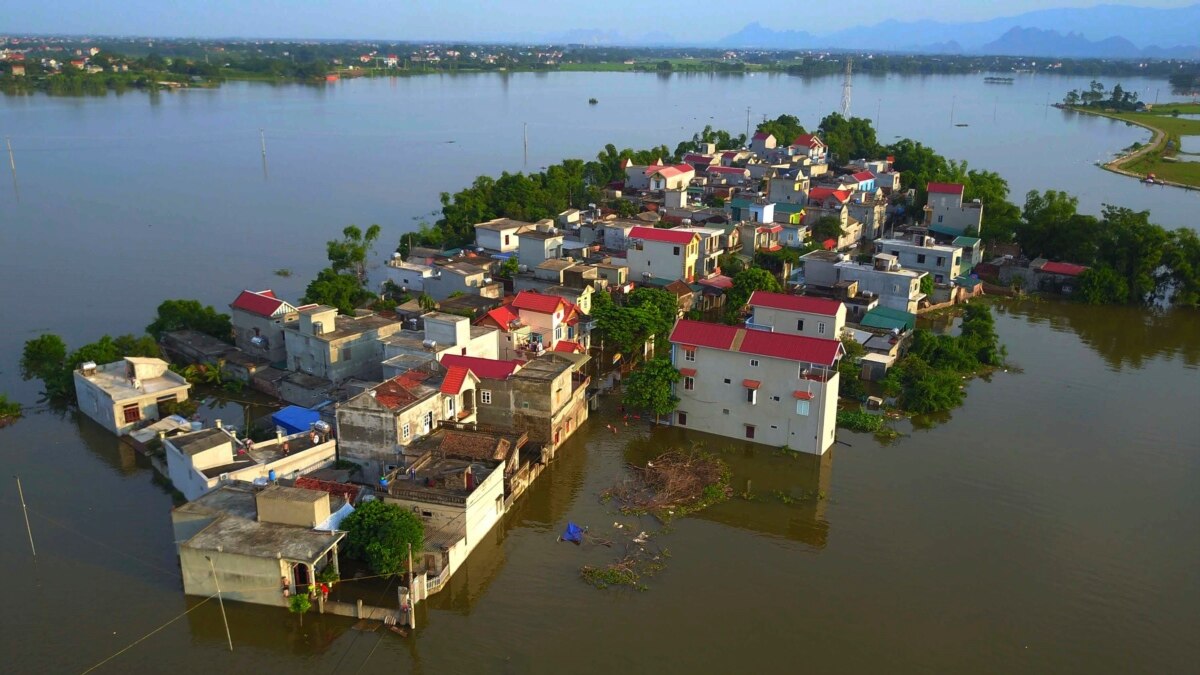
top-left (6, 136), bottom-right (15, 175)
top-left (15, 476), bottom-right (35, 557)
top-left (259, 128), bottom-right (267, 158)
top-left (950, 95), bottom-right (956, 125)
top-left (523, 122), bottom-right (528, 168)
top-left (206, 556), bottom-right (234, 651)
top-left (876, 98), bottom-right (881, 127)
top-left (406, 542), bottom-right (416, 629)
top-left (745, 106), bottom-right (751, 143)
top-left (841, 57), bottom-right (853, 118)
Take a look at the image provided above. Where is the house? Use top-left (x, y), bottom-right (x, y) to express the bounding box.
top-left (626, 226), bottom-right (700, 283)
top-left (646, 164), bottom-right (696, 191)
top-left (474, 217), bottom-right (534, 253)
top-left (800, 251), bottom-right (927, 314)
top-left (670, 225), bottom-right (725, 277)
top-left (681, 153), bottom-right (718, 172)
top-left (669, 319), bottom-right (842, 454)
top-left (73, 357), bottom-right (191, 435)
top-left (738, 222), bottom-right (783, 255)
top-left (171, 483), bottom-right (346, 607)
top-left (439, 354), bottom-right (523, 429)
top-left (516, 225), bottom-right (566, 270)
top-left (749, 131), bottom-right (777, 154)
top-left (747, 291), bottom-right (846, 340)
top-left (9, 63), bottom-right (24, 76)
top-left (593, 219), bottom-right (638, 251)
top-left (505, 353), bottom-right (590, 454)
top-left (384, 258), bottom-right (436, 293)
top-left (379, 312), bottom-right (500, 372)
top-left (230, 289), bottom-right (299, 364)
top-left (952, 235), bottom-right (984, 272)
top-left (846, 192), bottom-right (887, 241)
top-left (1034, 261), bottom-right (1089, 294)
top-left (283, 306), bottom-right (403, 382)
top-left (790, 134), bottom-right (828, 162)
top-left (705, 165), bottom-right (751, 187)
top-left (423, 261), bottom-right (499, 301)
top-left (511, 290), bottom-right (589, 352)
top-left (875, 233), bottom-right (963, 284)
top-left (848, 171), bottom-right (876, 192)
top-left (335, 367), bottom-right (477, 484)
top-left (924, 182), bottom-right (983, 236)
top-left (164, 423), bottom-right (337, 501)
top-left (768, 174), bottom-right (811, 204)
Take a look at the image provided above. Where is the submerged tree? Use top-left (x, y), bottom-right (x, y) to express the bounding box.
top-left (622, 357), bottom-right (680, 423)
top-left (341, 500), bottom-right (424, 577)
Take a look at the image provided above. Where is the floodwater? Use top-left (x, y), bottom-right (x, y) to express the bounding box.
top-left (1, 73), bottom-right (1199, 673)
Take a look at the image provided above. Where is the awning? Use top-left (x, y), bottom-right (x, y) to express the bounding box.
top-left (742, 379), bottom-right (761, 389)
top-left (679, 368), bottom-right (697, 377)
top-left (793, 390), bottom-right (813, 400)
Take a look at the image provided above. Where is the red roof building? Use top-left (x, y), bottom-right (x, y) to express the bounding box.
top-left (791, 134), bottom-right (826, 149)
top-left (852, 171), bottom-right (875, 182)
top-left (629, 226), bottom-right (698, 246)
top-left (808, 187), bottom-right (851, 204)
top-left (1038, 261), bottom-right (1088, 277)
top-left (230, 289), bottom-right (295, 318)
top-left (645, 163), bottom-right (694, 178)
top-left (440, 354), bottom-right (523, 380)
top-left (479, 305), bottom-right (523, 332)
top-left (927, 182), bottom-right (965, 195)
top-left (748, 291), bottom-right (842, 317)
top-left (669, 319), bottom-right (842, 367)
top-left (511, 290), bottom-right (567, 315)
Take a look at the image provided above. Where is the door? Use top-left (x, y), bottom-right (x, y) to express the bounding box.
top-left (423, 411), bottom-right (433, 434)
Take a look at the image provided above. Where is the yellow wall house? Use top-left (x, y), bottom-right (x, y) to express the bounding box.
top-left (73, 357), bottom-right (191, 435)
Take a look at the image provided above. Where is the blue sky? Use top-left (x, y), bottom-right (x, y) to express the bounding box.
top-left (5, 0), bottom-right (1196, 40)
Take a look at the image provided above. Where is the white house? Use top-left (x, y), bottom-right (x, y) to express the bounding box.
top-left (800, 251), bottom-right (927, 314)
top-left (625, 226), bottom-right (700, 283)
top-left (516, 225), bottom-right (565, 270)
top-left (875, 233), bottom-right (963, 284)
top-left (669, 319), bottom-right (843, 454)
top-left (924, 182), bottom-right (983, 236)
top-left (230, 290), bottom-right (299, 364)
top-left (474, 217), bottom-right (534, 253)
top-left (73, 357), bottom-right (192, 435)
top-left (746, 291), bottom-right (846, 340)
top-left (384, 258), bottom-right (436, 293)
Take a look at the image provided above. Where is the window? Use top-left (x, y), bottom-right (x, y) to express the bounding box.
top-left (890, 250), bottom-right (900, 257)
top-left (683, 348), bottom-right (696, 362)
top-left (796, 319), bottom-right (805, 331)
top-left (422, 510), bottom-right (433, 519)
top-left (122, 404), bottom-right (141, 424)
top-left (554, 325), bottom-right (563, 341)
top-left (723, 378), bottom-right (731, 385)
top-left (402, 423), bottom-right (411, 440)
top-left (481, 390), bottom-right (492, 405)
top-left (341, 346), bottom-right (352, 361)
top-left (673, 246), bottom-right (680, 256)
top-left (771, 396), bottom-right (781, 402)
top-left (917, 254), bottom-right (926, 264)
top-left (818, 322), bottom-right (826, 335)
top-left (936, 256), bottom-right (945, 267)
top-left (684, 376), bottom-right (694, 391)
top-left (677, 411), bottom-right (687, 426)
top-left (746, 388), bottom-right (757, 405)
top-left (749, 359), bottom-right (759, 367)
top-left (892, 284), bottom-right (900, 293)
top-left (796, 400), bottom-right (811, 416)
top-left (745, 425), bottom-right (756, 439)
top-left (722, 409), bottom-right (730, 415)
top-left (937, 215), bottom-right (944, 223)
top-left (496, 495), bottom-right (504, 515)
top-left (504, 234), bottom-right (511, 246)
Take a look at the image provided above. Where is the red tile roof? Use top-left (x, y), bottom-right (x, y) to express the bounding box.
top-left (793, 390), bottom-right (813, 400)
top-left (1038, 261), bottom-right (1088, 277)
top-left (630, 226), bottom-right (697, 246)
top-left (697, 275), bottom-right (733, 290)
top-left (808, 187), bottom-right (851, 204)
top-left (669, 319), bottom-right (842, 367)
top-left (481, 305), bottom-right (523, 331)
top-left (927, 182), bottom-right (965, 195)
top-left (682, 153), bottom-right (714, 164)
top-left (294, 477), bottom-right (359, 503)
top-left (743, 379), bottom-right (761, 389)
top-left (440, 354), bottom-right (522, 380)
top-left (751, 131), bottom-right (771, 140)
top-left (748, 291), bottom-right (842, 317)
top-left (852, 171), bottom-right (875, 182)
top-left (512, 291), bottom-right (566, 315)
top-left (678, 367), bottom-right (697, 377)
top-left (373, 371), bottom-right (432, 410)
top-left (645, 163), bottom-right (694, 178)
top-left (707, 165), bottom-right (748, 175)
top-left (231, 289), bottom-right (290, 317)
top-left (552, 340), bottom-right (583, 353)
top-left (792, 134), bottom-right (826, 148)
top-left (439, 365), bottom-right (473, 395)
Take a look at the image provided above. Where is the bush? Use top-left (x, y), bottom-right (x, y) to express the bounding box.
top-left (341, 500), bottom-right (424, 577)
top-left (836, 409), bottom-right (883, 433)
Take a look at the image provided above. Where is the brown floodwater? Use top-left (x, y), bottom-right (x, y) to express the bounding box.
top-left (2, 298), bottom-right (1197, 674)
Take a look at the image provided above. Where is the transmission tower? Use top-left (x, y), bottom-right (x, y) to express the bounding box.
top-left (841, 57), bottom-right (853, 118)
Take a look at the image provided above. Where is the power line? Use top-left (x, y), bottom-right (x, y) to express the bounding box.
top-left (78, 595), bottom-right (214, 675)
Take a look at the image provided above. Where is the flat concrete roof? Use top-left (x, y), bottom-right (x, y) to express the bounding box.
top-left (184, 513), bottom-right (344, 563)
top-left (475, 217), bottom-right (534, 232)
top-left (259, 484), bottom-right (327, 504)
top-left (170, 428), bottom-right (232, 456)
top-left (513, 355), bottom-right (573, 381)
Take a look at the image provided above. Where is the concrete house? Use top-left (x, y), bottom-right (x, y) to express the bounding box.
top-left (738, 222), bottom-right (783, 255)
top-left (516, 225), bottom-right (566, 270)
top-left (705, 165), bottom-right (751, 187)
top-left (379, 312), bottom-right (500, 373)
top-left (847, 192), bottom-right (888, 242)
top-left (924, 182), bottom-right (983, 236)
top-left (384, 258), bottom-right (436, 293)
top-left (474, 217), bottom-right (534, 253)
top-left (626, 226), bottom-right (700, 283)
top-left (769, 174), bottom-right (811, 204)
top-left (747, 291), bottom-right (846, 340)
top-left (646, 164), bottom-right (695, 191)
top-left (670, 225), bottom-right (725, 277)
top-left (423, 261), bottom-right (499, 301)
top-left (790, 134), bottom-right (828, 162)
top-left (505, 354), bottom-right (590, 454)
top-left (749, 131), bottom-right (777, 154)
top-left (283, 306), bottom-right (403, 382)
top-left (511, 290), bottom-right (588, 351)
top-left (74, 357), bottom-right (191, 435)
top-left (230, 289), bottom-right (299, 364)
top-left (164, 424), bottom-right (337, 501)
top-left (623, 158), bottom-right (662, 191)
top-left (800, 251), bottom-right (927, 314)
top-left (669, 319), bottom-right (842, 454)
top-left (875, 233), bottom-right (963, 284)
top-left (171, 484), bottom-right (345, 607)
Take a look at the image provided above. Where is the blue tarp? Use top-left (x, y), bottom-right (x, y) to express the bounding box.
top-left (271, 406), bottom-right (321, 435)
top-left (562, 521), bottom-right (584, 544)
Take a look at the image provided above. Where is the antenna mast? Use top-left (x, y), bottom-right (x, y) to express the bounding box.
top-left (841, 57), bottom-right (853, 118)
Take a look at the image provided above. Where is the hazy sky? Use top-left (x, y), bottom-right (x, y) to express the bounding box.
top-left (6, 0), bottom-right (1197, 41)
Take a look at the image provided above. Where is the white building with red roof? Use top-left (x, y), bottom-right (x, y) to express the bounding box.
top-left (747, 291), bottom-right (846, 340)
top-left (229, 289), bottom-right (299, 364)
top-left (479, 291), bottom-right (589, 359)
top-left (790, 134), bottom-right (828, 162)
top-left (669, 319), bottom-right (843, 454)
top-left (626, 226), bottom-right (700, 283)
top-left (749, 131), bottom-right (777, 154)
top-left (646, 163), bottom-right (695, 191)
top-left (924, 182), bottom-right (983, 237)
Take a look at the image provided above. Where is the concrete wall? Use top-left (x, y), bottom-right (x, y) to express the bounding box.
top-left (626, 239), bottom-right (697, 283)
top-left (179, 547), bottom-right (290, 606)
top-left (74, 373), bottom-right (190, 436)
top-left (876, 239), bottom-right (962, 283)
top-left (336, 396), bottom-right (441, 483)
top-left (423, 270), bottom-right (486, 301)
top-left (749, 304), bottom-right (846, 340)
top-left (476, 228), bottom-right (522, 253)
top-left (672, 344), bottom-right (838, 454)
top-left (517, 235), bottom-right (564, 270)
top-left (384, 263), bottom-right (433, 293)
top-left (285, 323), bottom-right (401, 383)
top-left (231, 309), bottom-right (293, 364)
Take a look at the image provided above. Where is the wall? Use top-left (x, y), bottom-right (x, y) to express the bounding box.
top-left (285, 322), bottom-right (401, 383)
top-left (626, 240), bottom-right (694, 283)
top-left (876, 240), bottom-right (962, 283)
top-left (384, 264), bottom-right (432, 293)
top-left (179, 547), bottom-right (289, 607)
top-left (423, 271), bottom-right (483, 301)
top-left (749, 305), bottom-right (845, 340)
top-left (476, 228), bottom-right (521, 253)
top-left (231, 309), bottom-right (293, 364)
top-left (672, 345), bottom-right (837, 454)
top-left (833, 264), bottom-right (924, 314)
top-left (336, 395), bottom-right (441, 483)
top-left (73, 373), bottom-right (190, 436)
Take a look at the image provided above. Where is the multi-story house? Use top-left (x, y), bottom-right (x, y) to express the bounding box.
top-left (799, 251), bottom-right (927, 314)
top-left (229, 289), bottom-right (299, 364)
top-left (768, 173), bottom-right (811, 204)
top-left (283, 305), bottom-right (403, 382)
top-left (789, 134), bottom-right (828, 162)
top-left (474, 218), bottom-right (534, 253)
top-left (748, 131), bottom-right (777, 154)
top-left (875, 233), bottom-right (963, 284)
top-left (669, 319), bottom-right (842, 454)
top-left (746, 291), bottom-right (846, 340)
top-left (924, 182), bottom-right (983, 236)
top-left (669, 225), bottom-right (724, 277)
top-left (626, 226), bottom-right (700, 283)
top-left (516, 225), bottom-right (565, 270)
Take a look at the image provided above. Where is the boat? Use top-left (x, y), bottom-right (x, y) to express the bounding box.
top-left (588, 98), bottom-right (598, 105)
top-left (984, 77), bottom-right (1014, 84)
top-left (955, 123), bottom-right (969, 127)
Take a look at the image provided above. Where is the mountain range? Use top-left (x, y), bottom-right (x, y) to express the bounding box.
top-left (528, 4), bottom-right (1200, 58)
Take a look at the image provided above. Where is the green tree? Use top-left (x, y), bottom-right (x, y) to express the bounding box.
top-left (341, 500), bottom-right (424, 577)
top-left (499, 256), bottom-right (520, 278)
top-left (810, 216), bottom-right (845, 243)
top-left (818, 113), bottom-right (881, 162)
top-left (920, 274), bottom-right (934, 297)
top-left (883, 355), bottom-right (966, 414)
top-left (718, 253), bottom-right (745, 276)
top-left (755, 114), bottom-right (806, 147)
top-left (724, 268), bottom-right (782, 323)
top-left (22, 333), bottom-right (159, 403)
top-left (1076, 265), bottom-right (1130, 304)
top-left (302, 267), bottom-right (372, 315)
top-left (622, 357), bottom-right (680, 422)
top-left (326, 224), bottom-right (382, 281)
top-left (146, 299), bottom-right (232, 342)
top-left (20, 334), bottom-right (67, 383)
top-left (418, 293), bottom-right (438, 311)
top-left (627, 287), bottom-right (679, 342)
top-left (838, 338), bottom-right (867, 401)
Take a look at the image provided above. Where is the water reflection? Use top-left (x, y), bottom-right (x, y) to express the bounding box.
top-left (998, 299), bottom-right (1200, 370)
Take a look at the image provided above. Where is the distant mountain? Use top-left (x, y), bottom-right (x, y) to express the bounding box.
top-left (717, 3), bottom-right (1200, 56)
top-left (979, 26), bottom-right (1200, 59)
